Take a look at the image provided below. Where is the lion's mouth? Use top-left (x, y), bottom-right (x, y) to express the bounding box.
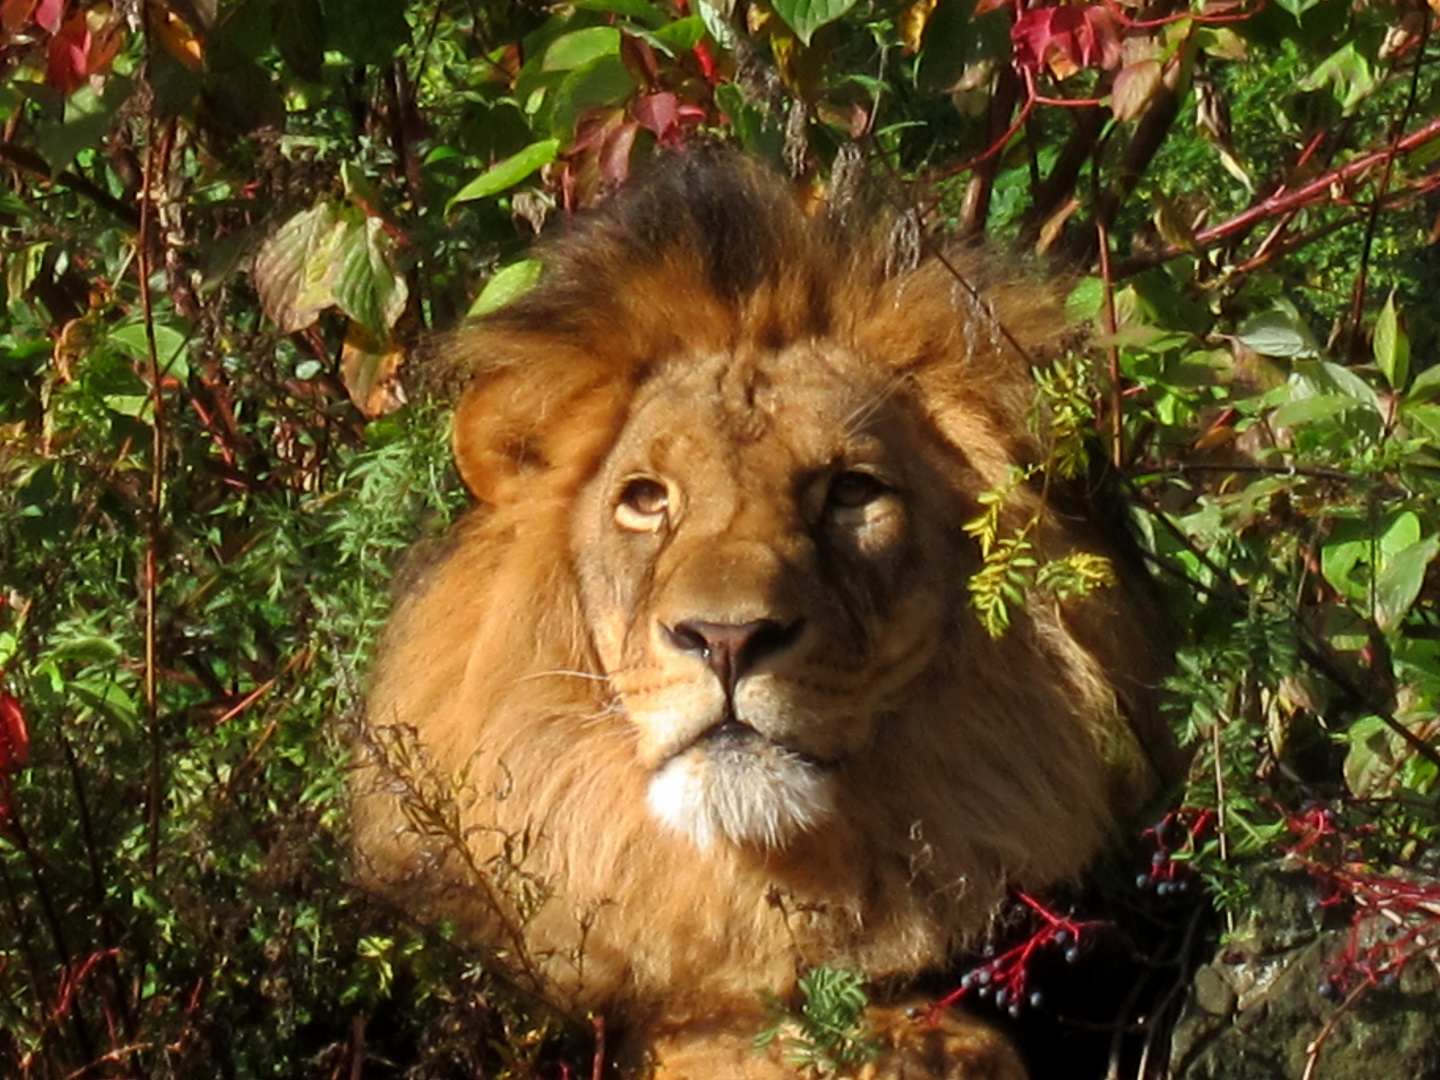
top-left (687, 716), bottom-right (833, 770)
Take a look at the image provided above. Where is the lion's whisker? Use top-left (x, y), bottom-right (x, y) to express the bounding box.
top-left (517, 669), bottom-right (610, 683)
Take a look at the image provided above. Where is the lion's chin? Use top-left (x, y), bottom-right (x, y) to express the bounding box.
top-left (646, 738), bottom-right (836, 851)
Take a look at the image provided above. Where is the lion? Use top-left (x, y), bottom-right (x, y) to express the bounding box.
top-left (353, 150), bottom-right (1181, 1080)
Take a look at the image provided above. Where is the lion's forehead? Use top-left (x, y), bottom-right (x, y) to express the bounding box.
top-left (620, 345), bottom-right (905, 473)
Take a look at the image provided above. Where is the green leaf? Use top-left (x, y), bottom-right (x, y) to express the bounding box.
top-left (448, 140), bottom-right (561, 209)
top-left (574, 0), bottom-right (667, 26)
top-left (1270, 393), bottom-right (1357, 429)
top-left (1405, 363), bottom-right (1440, 403)
top-left (547, 56), bottom-right (637, 138)
top-left (110, 322), bottom-right (190, 381)
top-left (1321, 534), bottom-right (1368, 600)
top-left (1273, 0), bottom-right (1323, 20)
top-left (771, 0), bottom-right (859, 44)
top-left (332, 217), bottom-right (409, 335)
top-left (543, 26), bottom-right (622, 71)
top-left (252, 202), bottom-right (344, 332)
top-left (1374, 291), bottom-right (1410, 391)
top-left (1379, 511), bottom-right (1420, 560)
top-left (1298, 42), bottom-right (1375, 115)
top-left (651, 15), bottom-right (706, 53)
top-left (1376, 531), bottom-right (1440, 631)
top-left (696, 0), bottom-right (737, 49)
top-left (1065, 277), bottom-right (1105, 323)
top-left (1112, 59), bottom-right (1162, 123)
top-left (469, 259), bottom-right (543, 317)
top-left (1236, 304), bottom-right (1320, 360)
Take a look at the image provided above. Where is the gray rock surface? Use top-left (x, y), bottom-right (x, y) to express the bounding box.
top-left (1169, 866), bottom-right (1440, 1080)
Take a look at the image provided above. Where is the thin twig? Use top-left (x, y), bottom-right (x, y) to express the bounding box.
top-left (1117, 113), bottom-right (1440, 274)
top-left (137, 110), bottom-right (166, 885)
top-left (1096, 220), bottom-right (1123, 467)
top-left (1344, 9), bottom-right (1431, 361)
top-left (1300, 979), bottom-right (1369, 1080)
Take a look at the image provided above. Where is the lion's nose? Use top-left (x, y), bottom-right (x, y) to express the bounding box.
top-left (663, 618), bottom-right (805, 693)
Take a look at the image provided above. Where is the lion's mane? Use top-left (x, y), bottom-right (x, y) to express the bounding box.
top-left (354, 151), bottom-right (1179, 1051)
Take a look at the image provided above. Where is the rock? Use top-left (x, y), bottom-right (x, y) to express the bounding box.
top-left (1169, 865), bottom-right (1440, 1080)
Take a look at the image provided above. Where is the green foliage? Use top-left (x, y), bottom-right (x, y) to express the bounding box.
top-left (757, 967), bottom-right (880, 1076)
top-left (964, 358), bottom-right (1117, 636)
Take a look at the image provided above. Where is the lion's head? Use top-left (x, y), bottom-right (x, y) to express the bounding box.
top-left (354, 151), bottom-right (1180, 1031)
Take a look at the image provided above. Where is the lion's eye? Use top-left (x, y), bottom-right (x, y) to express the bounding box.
top-left (827, 470), bottom-right (890, 511)
top-left (615, 477), bottom-right (670, 531)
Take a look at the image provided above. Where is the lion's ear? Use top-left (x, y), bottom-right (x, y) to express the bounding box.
top-left (452, 361), bottom-right (627, 507)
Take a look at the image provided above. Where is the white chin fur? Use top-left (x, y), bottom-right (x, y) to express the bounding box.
top-left (647, 744), bottom-right (835, 850)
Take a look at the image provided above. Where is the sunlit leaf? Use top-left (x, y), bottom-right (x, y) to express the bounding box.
top-left (650, 15), bottom-right (706, 52)
top-left (110, 322), bottom-right (190, 381)
top-left (1298, 42), bottom-right (1375, 115)
top-left (332, 217), bottom-right (409, 336)
top-left (1376, 530), bottom-right (1440, 631)
top-left (1273, 0), bottom-right (1323, 20)
top-left (448, 140), bottom-right (560, 208)
top-left (340, 322), bottom-right (407, 418)
top-left (771, 0), bottom-right (859, 44)
top-left (543, 26), bottom-right (621, 71)
top-left (1112, 58), bottom-right (1161, 123)
top-left (1236, 305), bottom-right (1320, 359)
top-left (1270, 393), bottom-right (1357, 429)
top-left (469, 259), bottom-right (543, 317)
top-left (1374, 291), bottom-right (1409, 391)
top-left (696, 0), bottom-right (737, 49)
top-left (253, 202), bottom-right (344, 333)
top-left (1406, 364), bottom-right (1440, 403)
top-left (574, 0), bottom-right (667, 26)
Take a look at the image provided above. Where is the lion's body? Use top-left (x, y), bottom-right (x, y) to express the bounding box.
top-left (354, 153), bottom-right (1178, 1078)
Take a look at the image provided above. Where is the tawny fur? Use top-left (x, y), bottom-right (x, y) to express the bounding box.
top-left (352, 151), bottom-right (1179, 1078)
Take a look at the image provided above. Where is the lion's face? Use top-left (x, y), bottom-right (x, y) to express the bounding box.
top-left (570, 344), bottom-right (973, 850)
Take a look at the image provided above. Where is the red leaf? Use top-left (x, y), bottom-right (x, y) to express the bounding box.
top-left (47, 14), bottom-right (91, 93)
top-left (631, 91), bottom-right (680, 139)
top-left (1011, 4), bottom-right (1120, 79)
top-left (599, 119), bottom-right (640, 186)
top-left (0, 676), bottom-right (28, 820)
top-left (33, 0), bottom-right (59, 32)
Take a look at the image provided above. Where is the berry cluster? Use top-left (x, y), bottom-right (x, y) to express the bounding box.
top-left (1285, 805), bottom-right (1440, 1003)
top-left (1135, 809), bottom-right (1213, 897)
top-left (934, 893), bottom-right (1104, 1020)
